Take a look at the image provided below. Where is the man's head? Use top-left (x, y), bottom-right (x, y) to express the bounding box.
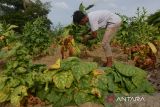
top-left (73, 11), bottom-right (88, 25)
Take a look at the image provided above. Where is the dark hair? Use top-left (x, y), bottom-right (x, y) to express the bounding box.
top-left (73, 11), bottom-right (86, 24)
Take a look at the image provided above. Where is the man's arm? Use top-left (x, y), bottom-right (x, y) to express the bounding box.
top-left (83, 31), bottom-right (97, 43)
top-left (87, 31), bottom-right (97, 40)
top-left (82, 28), bottom-right (97, 39)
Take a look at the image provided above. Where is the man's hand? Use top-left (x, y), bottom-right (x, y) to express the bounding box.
top-left (82, 31), bottom-right (97, 44)
top-left (91, 31), bottom-right (97, 38)
top-left (83, 35), bottom-right (90, 43)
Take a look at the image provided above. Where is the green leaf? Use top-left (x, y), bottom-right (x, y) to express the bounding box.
top-left (54, 92), bottom-right (73, 107)
top-left (122, 77), bottom-right (136, 92)
top-left (0, 75), bottom-right (8, 90)
top-left (62, 29), bottom-right (70, 37)
top-left (114, 61), bottom-right (147, 77)
top-left (6, 78), bottom-right (20, 88)
top-left (6, 25), bottom-right (18, 31)
top-left (131, 77), bottom-right (155, 93)
top-left (79, 3), bottom-right (86, 13)
top-left (78, 75), bottom-right (92, 89)
top-left (71, 62), bottom-right (97, 81)
top-left (23, 72), bottom-right (37, 87)
top-left (106, 74), bottom-right (119, 92)
top-left (36, 70), bottom-right (58, 84)
top-left (46, 89), bottom-right (62, 104)
top-left (112, 71), bottom-right (122, 82)
top-left (121, 31), bottom-right (127, 35)
top-left (74, 91), bottom-right (94, 105)
top-left (12, 61), bottom-right (19, 69)
top-left (143, 80), bottom-right (155, 93)
top-left (53, 71), bottom-right (74, 89)
top-left (60, 57), bottom-right (81, 70)
top-left (132, 76), bottom-right (144, 87)
top-left (91, 75), bottom-right (108, 90)
top-left (65, 72), bottom-right (74, 88)
top-left (100, 67), bottom-right (113, 75)
top-left (15, 67), bottom-right (26, 74)
top-left (37, 88), bottom-right (49, 100)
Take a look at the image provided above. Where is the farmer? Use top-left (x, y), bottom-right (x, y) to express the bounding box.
top-left (73, 10), bottom-right (122, 67)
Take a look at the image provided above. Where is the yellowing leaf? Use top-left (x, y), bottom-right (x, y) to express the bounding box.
top-left (50, 58), bottom-right (61, 69)
top-left (91, 88), bottom-right (101, 98)
top-left (72, 46), bottom-right (81, 56)
top-left (92, 69), bottom-right (105, 76)
top-left (71, 38), bottom-right (75, 46)
top-left (147, 42), bottom-right (157, 54)
top-left (10, 86), bottom-right (28, 107)
top-left (0, 86), bottom-right (10, 103)
top-left (0, 36), bottom-right (5, 41)
top-left (11, 96), bottom-right (21, 107)
top-left (52, 71), bottom-right (74, 89)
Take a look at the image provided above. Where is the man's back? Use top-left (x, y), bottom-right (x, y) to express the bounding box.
top-left (88, 10), bottom-right (121, 31)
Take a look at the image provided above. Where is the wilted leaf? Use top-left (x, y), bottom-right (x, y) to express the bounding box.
top-left (91, 88), bottom-right (101, 98)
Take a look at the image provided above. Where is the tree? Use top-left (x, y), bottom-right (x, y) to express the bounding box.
top-left (0, 0), bottom-right (52, 32)
top-left (147, 10), bottom-right (160, 28)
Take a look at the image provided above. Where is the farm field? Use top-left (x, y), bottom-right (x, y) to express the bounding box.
top-left (0, 1), bottom-right (160, 107)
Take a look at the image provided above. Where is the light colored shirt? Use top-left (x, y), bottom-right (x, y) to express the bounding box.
top-left (88, 10), bottom-right (121, 31)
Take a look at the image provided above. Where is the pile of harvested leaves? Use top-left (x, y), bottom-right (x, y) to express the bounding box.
top-left (35, 57), bottom-right (156, 106)
top-left (0, 57), bottom-right (156, 107)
